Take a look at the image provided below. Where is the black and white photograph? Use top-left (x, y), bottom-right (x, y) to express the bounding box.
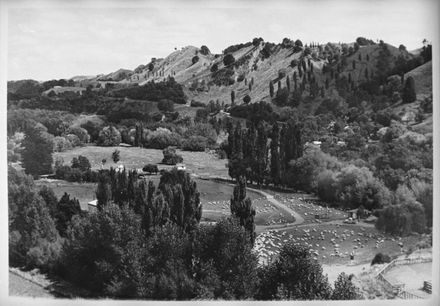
top-left (1, 0), bottom-right (439, 304)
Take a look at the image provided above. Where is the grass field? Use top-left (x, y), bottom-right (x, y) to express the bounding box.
top-left (255, 223), bottom-right (422, 266)
top-left (274, 193), bottom-right (347, 225)
top-left (35, 180), bottom-right (97, 211)
top-left (54, 145), bottom-right (229, 177)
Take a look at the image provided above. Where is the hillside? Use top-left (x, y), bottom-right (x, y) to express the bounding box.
top-left (404, 61), bottom-right (432, 96)
top-left (7, 37), bottom-right (432, 128)
top-left (76, 39), bottom-right (417, 109)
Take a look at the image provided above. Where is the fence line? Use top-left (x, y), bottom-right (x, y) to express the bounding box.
top-left (375, 255), bottom-right (432, 299)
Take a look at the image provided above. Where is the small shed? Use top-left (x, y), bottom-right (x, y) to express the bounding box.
top-left (347, 209), bottom-right (358, 220)
top-left (176, 163), bottom-right (186, 170)
top-left (88, 200), bottom-right (98, 213)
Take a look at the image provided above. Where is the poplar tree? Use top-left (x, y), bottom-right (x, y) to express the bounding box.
top-left (269, 81), bottom-right (274, 97)
top-left (402, 76), bottom-right (416, 103)
top-left (230, 176), bottom-right (256, 246)
top-left (255, 122), bottom-right (268, 186)
top-left (270, 123), bottom-right (281, 186)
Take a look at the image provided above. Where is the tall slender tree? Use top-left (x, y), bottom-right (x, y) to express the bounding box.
top-left (22, 126), bottom-right (53, 177)
top-left (269, 81), bottom-right (274, 98)
top-left (230, 176), bottom-right (256, 245)
top-left (255, 122), bottom-right (268, 186)
top-left (270, 123), bottom-right (281, 186)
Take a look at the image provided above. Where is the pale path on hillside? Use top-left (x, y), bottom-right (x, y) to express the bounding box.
top-left (247, 187), bottom-right (305, 232)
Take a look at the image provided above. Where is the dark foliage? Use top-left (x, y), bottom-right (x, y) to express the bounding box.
top-left (162, 147), bottom-right (183, 165)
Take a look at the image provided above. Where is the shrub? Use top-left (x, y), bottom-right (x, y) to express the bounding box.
top-left (223, 54), bottom-right (235, 66)
top-left (278, 69), bottom-right (286, 79)
top-left (184, 123), bottom-right (217, 145)
top-left (65, 134), bottom-right (81, 147)
top-left (211, 67), bottom-right (235, 86)
top-left (65, 168), bottom-right (83, 182)
top-left (112, 149), bottom-right (120, 163)
top-left (210, 63), bottom-right (218, 72)
top-left (162, 147), bottom-right (183, 165)
top-left (190, 100), bottom-right (205, 107)
top-left (336, 165), bottom-right (393, 210)
top-left (142, 164), bottom-right (159, 174)
top-left (192, 55), bottom-right (199, 65)
top-left (53, 136), bottom-right (73, 152)
top-left (157, 99), bottom-right (174, 112)
top-left (217, 149), bottom-right (227, 159)
top-left (71, 155), bottom-right (91, 172)
top-left (97, 126), bottom-right (121, 146)
top-left (200, 45), bottom-right (210, 55)
top-left (146, 128), bottom-right (181, 149)
top-left (182, 136), bottom-right (208, 151)
top-left (243, 95), bottom-right (251, 104)
top-left (252, 37), bottom-right (263, 46)
top-left (371, 253), bottom-right (391, 265)
top-left (331, 273), bottom-right (361, 300)
top-left (195, 108), bottom-right (209, 122)
top-left (67, 126), bottom-right (90, 144)
top-left (256, 243), bottom-right (332, 300)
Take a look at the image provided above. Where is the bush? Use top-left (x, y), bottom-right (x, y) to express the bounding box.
top-left (217, 149), bottom-right (227, 159)
top-left (162, 147), bottom-right (183, 165)
top-left (182, 136), bottom-right (208, 151)
top-left (256, 243), bottom-right (331, 300)
top-left (200, 45), bottom-right (210, 55)
top-left (243, 95), bottom-right (251, 104)
top-left (112, 149), bottom-right (120, 163)
top-left (210, 67), bottom-right (235, 86)
top-left (184, 123), bottom-right (217, 145)
top-left (71, 155), bottom-right (91, 172)
top-left (97, 126), bottom-right (122, 146)
top-left (278, 69), bottom-right (286, 79)
top-left (190, 100), bottom-right (205, 107)
top-left (371, 253), bottom-right (391, 265)
top-left (67, 126), bottom-right (90, 144)
top-left (223, 54), bottom-right (235, 66)
top-left (210, 63), bottom-right (218, 73)
top-left (65, 134), bottom-right (82, 147)
top-left (192, 55), bottom-right (199, 65)
top-left (146, 128), bottom-right (181, 149)
top-left (142, 164), bottom-right (159, 174)
top-left (53, 136), bottom-right (73, 152)
top-left (157, 99), bottom-right (174, 112)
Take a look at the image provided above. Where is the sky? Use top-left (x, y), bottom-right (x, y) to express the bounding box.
top-left (5, 0), bottom-right (438, 81)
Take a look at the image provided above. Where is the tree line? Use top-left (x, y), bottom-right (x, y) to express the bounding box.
top-left (9, 165), bottom-right (361, 300)
top-left (227, 119), bottom-right (302, 188)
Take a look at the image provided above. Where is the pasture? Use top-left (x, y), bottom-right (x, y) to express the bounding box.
top-left (54, 145), bottom-right (228, 177)
top-left (254, 223), bottom-right (422, 266)
top-left (274, 194), bottom-right (347, 224)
